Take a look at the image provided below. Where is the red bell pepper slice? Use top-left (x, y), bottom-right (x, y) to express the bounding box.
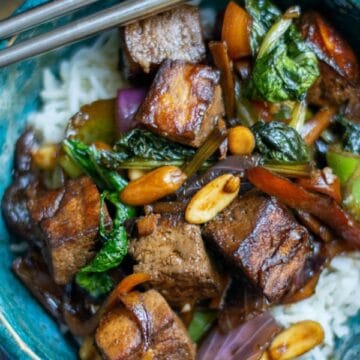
top-left (247, 167), bottom-right (360, 248)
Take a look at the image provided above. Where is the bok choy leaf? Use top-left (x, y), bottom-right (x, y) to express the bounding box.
top-left (76, 191), bottom-right (135, 298)
top-left (244, 0), bottom-right (281, 55)
top-left (63, 139), bottom-right (135, 297)
top-left (252, 121), bottom-right (310, 164)
top-left (246, 7), bottom-right (319, 102)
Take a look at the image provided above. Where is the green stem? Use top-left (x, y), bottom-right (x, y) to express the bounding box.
top-left (257, 6), bottom-right (300, 59)
top-left (181, 127), bottom-right (226, 177)
top-left (188, 310), bottom-right (217, 343)
top-left (264, 163), bottom-right (311, 177)
top-left (289, 100), bottom-right (307, 132)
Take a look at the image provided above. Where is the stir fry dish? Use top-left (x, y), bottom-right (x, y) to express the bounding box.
top-left (2, 1), bottom-right (360, 359)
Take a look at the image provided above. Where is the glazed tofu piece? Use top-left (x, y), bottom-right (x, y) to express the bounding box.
top-left (308, 62), bottom-right (360, 122)
top-left (120, 5), bottom-right (206, 77)
top-left (95, 290), bottom-right (196, 360)
top-left (203, 192), bottom-right (312, 302)
top-left (129, 214), bottom-right (223, 304)
top-left (28, 177), bottom-right (110, 285)
top-left (135, 60), bottom-right (224, 147)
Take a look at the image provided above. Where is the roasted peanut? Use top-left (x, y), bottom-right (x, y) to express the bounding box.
top-left (268, 320), bottom-right (324, 360)
top-left (32, 144), bottom-right (58, 170)
top-left (79, 336), bottom-right (102, 360)
top-left (185, 174), bottom-right (240, 224)
top-left (224, 175), bottom-right (241, 193)
top-left (120, 166), bottom-right (187, 206)
top-left (228, 126), bottom-right (255, 155)
top-left (128, 168), bottom-right (149, 181)
top-left (142, 349), bottom-right (155, 360)
top-left (259, 352), bottom-right (270, 360)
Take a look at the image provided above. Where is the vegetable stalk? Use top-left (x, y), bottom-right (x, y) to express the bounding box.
top-left (257, 6), bottom-right (300, 59)
top-left (182, 127), bottom-right (227, 177)
top-left (188, 310), bottom-right (217, 343)
top-left (289, 100), bottom-right (307, 133)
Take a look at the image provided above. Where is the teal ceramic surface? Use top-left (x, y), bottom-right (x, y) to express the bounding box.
top-left (0, 0), bottom-right (359, 359)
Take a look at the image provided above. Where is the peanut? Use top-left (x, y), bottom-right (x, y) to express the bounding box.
top-left (268, 320), bottom-right (324, 360)
top-left (128, 169), bottom-right (149, 181)
top-left (185, 174), bottom-right (240, 224)
top-left (259, 352), bottom-right (270, 360)
top-left (120, 166), bottom-right (186, 206)
top-left (228, 126), bottom-right (255, 155)
top-left (224, 175), bottom-right (241, 193)
top-left (32, 144), bottom-right (58, 170)
top-left (79, 336), bottom-right (102, 360)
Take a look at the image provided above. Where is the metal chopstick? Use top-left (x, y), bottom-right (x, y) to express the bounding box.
top-left (0, 0), bottom-right (186, 68)
top-left (0, 0), bottom-right (101, 40)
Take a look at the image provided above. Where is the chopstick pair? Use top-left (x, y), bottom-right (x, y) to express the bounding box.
top-left (0, 0), bottom-right (186, 68)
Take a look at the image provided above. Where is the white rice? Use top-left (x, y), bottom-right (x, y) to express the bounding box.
top-left (26, 22), bottom-right (360, 360)
top-left (272, 253), bottom-right (360, 359)
top-left (28, 31), bottom-right (127, 144)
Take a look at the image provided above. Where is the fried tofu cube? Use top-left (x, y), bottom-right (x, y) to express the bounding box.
top-left (95, 290), bottom-right (195, 360)
top-left (129, 214), bottom-right (223, 305)
top-left (203, 192), bottom-right (312, 302)
top-left (120, 5), bottom-right (206, 77)
top-left (28, 177), bottom-right (110, 285)
top-left (135, 60), bottom-right (224, 147)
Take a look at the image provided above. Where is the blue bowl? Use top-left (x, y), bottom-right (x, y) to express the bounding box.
top-left (0, 1), bottom-right (359, 359)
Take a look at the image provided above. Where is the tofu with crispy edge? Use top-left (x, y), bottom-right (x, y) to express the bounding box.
top-left (120, 5), bottom-right (206, 77)
top-left (129, 214), bottom-right (223, 305)
top-left (135, 60), bottom-right (224, 147)
top-left (28, 177), bottom-right (111, 285)
top-left (95, 290), bottom-right (196, 360)
top-left (203, 192), bottom-right (312, 302)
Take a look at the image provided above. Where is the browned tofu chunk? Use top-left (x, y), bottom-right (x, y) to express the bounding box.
top-left (95, 290), bottom-right (195, 360)
top-left (129, 214), bottom-right (223, 304)
top-left (135, 60), bottom-right (224, 147)
top-left (307, 62), bottom-right (360, 122)
top-left (121, 5), bottom-right (206, 77)
top-left (202, 192), bottom-right (312, 302)
top-left (28, 177), bottom-right (109, 285)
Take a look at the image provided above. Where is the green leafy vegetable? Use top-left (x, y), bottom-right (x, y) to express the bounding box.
top-left (65, 129), bottom-right (215, 172)
top-left (246, 8), bottom-right (319, 102)
top-left (343, 166), bottom-right (360, 222)
top-left (63, 139), bottom-right (136, 297)
top-left (63, 139), bottom-right (128, 192)
top-left (75, 272), bottom-right (114, 299)
top-left (115, 129), bottom-right (196, 161)
top-left (235, 79), bottom-right (257, 127)
top-left (288, 100), bottom-right (307, 132)
top-left (336, 116), bottom-right (360, 155)
top-left (244, 0), bottom-right (281, 55)
top-left (76, 191), bottom-right (135, 298)
top-left (188, 310), bottom-right (217, 343)
top-left (252, 121), bottom-right (310, 164)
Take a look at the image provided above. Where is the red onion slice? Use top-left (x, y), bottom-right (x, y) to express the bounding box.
top-left (116, 87), bottom-right (146, 134)
top-left (197, 312), bottom-right (281, 360)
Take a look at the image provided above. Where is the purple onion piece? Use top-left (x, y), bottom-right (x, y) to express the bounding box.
top-left (176, 155), bottom-right (262, 201)
top-left (116, 87), bottom-right (147, 134)
top-left (197, 312), bottom-right (281, 360)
